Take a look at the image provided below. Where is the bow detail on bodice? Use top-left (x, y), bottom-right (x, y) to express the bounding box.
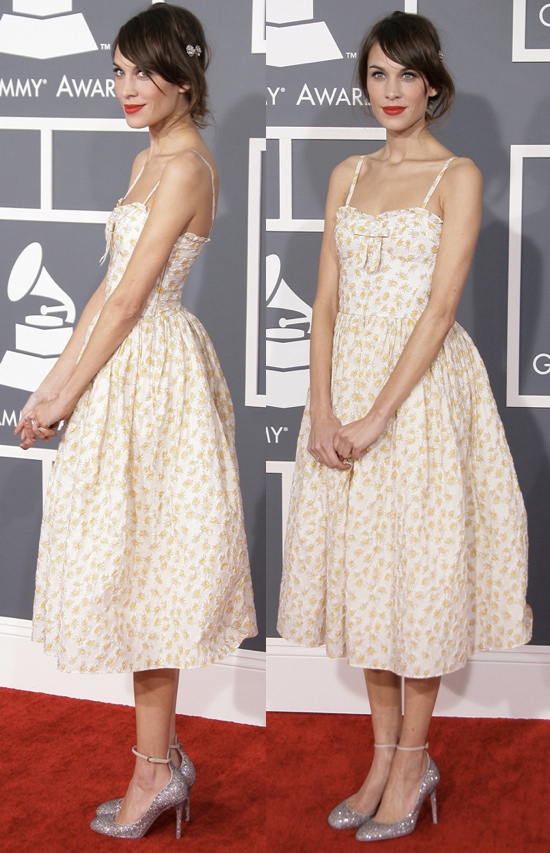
top-left (351, 222), bottom-right (390, 273)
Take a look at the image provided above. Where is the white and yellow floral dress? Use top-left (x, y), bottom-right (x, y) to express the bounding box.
top-left (32, 153), bottom-right (257, 673)
top-left (278, 156), bottom-right (532, 678)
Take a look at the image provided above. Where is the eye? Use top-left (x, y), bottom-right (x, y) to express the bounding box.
top-left (402, 71), bottom-right (418, 80)
top-left (370, 70), bottom-right (385, 79)
top-left (137, 70), bottom-right (148, 79)
top-left (113, 67), bottom-right (123, 77)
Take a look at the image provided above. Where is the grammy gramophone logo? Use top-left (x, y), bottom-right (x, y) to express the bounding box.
top-left (0, 0), bottom-right (97, 60)
top-left (0, 242), bottom-right (75, 392)
top-left (266, 0), bottom-right (342, 67)
top-left (266, 253), bottom-right (312, 408)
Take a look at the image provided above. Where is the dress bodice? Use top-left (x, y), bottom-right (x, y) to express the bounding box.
top-left (103, 202), bottom-right (208, 317)
top-left (102, 148), bottom-right (215, 318)
top-left (333, 154), bottom-right (455, 320)
top-left (334, 205), bottom-right (442, 320)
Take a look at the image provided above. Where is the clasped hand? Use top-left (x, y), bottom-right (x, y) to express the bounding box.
top-left (15, 392), bottom-right (72, 451)
top-left (308, 410), bottom-right (388, 469)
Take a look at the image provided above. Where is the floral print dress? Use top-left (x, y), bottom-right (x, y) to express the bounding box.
top-left (278, 157), bottom-right (532, 677)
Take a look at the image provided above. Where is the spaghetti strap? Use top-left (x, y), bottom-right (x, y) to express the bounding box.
top-left (121, 150), bottom-right (216, 219)
top-left (143, 181), bottom-right (160, 206)
top-left (421, 157), bottom-right (456, 208)
top-left (122, 165), bottom-right (145, 201)
top-left (191, 149), bottom-right (217, 225)
top-left (146, 151), bottom-right (216, 220)
top-left (345, 155), bottom-right (366, 207)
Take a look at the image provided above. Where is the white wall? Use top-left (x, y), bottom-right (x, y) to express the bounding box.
top-left (267, 638), bottom-right (550, 719)
top-left (0, 617), bottom-right (265, 727)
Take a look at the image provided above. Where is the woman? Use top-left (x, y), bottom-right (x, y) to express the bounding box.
top-left (277, 10), bottom-right (531, 843)
top-left (16, 3), bottom-right (257, 840)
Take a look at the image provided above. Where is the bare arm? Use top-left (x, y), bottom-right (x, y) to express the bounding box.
top-left (21, 275), bottom-right (107, 398)
top-left (23, 150), bottom-right (214, 438)
top-left (334, 158), bottom-right (483, 460)
top-left (15, 275), bottom-right (108, 446)
top-left (308, 159), bottom-right (358, 470)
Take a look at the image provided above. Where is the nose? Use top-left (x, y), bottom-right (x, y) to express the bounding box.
top-left (119, 75), bottom-right (137, 99)
top-left (385, 76), bottom-right (401, 100)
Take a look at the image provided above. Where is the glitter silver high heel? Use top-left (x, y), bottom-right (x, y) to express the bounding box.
top-left (95, 734), bottom-right (195, 817)
top-left (171, 733), bottom-right (196, 789)
top-left (355, 744), bottom-right (440, 842)
top-left (90, 747), bottom-right (189, 839)
top-left (328, 743), bottom-right (398, 830)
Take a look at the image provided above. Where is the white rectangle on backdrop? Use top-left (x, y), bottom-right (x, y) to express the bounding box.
top-left (266, 0), bottom-right (313, 25)
top-left (507, 144), bottom-right (550, 407)
top-left (512, 0), bottom-right (550, 61)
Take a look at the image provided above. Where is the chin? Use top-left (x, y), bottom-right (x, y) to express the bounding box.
top-left (123, 114), bottom-right (149, 129)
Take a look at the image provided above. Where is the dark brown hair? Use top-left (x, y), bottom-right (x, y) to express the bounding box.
top-left (113, 3), bottom-right (210, 128)
top-left (356, 11), bottom-right (454, 123)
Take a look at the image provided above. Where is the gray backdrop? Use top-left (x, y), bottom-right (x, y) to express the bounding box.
top-left (266, 0), bottom-right (550, 645)
top-left (0, 0), bottom-right (265, 652)
top-left (2, 0), bottom-right (550, 658)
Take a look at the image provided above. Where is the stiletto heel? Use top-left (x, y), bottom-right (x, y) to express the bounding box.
top-left (430, 789), bottom-right (438, 824)
top-left (171, 733), bottom-right (194, 821)
top-left (95, 732), bottom-right (195, 818)
top-left (91, 747), bottom-right (189, 839)
top-left (328, 743), bottom-right (398, 830)
top-left (355, 743), bottom-right (440, 842)
top-left (175, 802), bottom-right (183, 839)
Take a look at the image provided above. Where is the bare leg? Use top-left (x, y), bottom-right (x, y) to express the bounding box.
top-left (115, 668), bottom-right (179, 825)
top-left (170, 670), bottom-right (181, 768)
top-left (346, 669), bottom-right (402, 816)
top-left (372, 675), bottom-right (440, 824)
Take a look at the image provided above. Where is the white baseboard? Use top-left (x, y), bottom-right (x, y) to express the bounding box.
top-left (267, 638), bottom-right (550, 719)
top-left (8, 621), bottom-right (549, 724)
top-left (0, 617), bottom-right (265, 727)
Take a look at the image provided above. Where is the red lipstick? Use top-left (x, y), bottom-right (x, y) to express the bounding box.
top-left (382, 106), bottom-right (406, 115)
top-left (124, 104), bottom-right (144, 114)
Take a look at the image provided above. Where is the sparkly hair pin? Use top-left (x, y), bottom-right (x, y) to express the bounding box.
top-left (438, 51), bottom-right (444, 60)
top-left (186, 44), bottom-right (202, 57)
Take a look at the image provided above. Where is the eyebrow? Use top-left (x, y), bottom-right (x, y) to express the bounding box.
top-left (368, 62), bottom-right (412, 72)
top-left (113, 60), bottom-right (139, 72)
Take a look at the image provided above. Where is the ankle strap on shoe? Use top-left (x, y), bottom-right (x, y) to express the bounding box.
top-left (132, 745), bottom-right (171, 764)
top-left (374, 743), bottom-right (398, 749)
top-left (396, 742), bottom-right (428, 752)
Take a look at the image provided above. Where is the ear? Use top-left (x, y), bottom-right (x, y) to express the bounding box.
top-left (178, 82), bottom-right (191, 94)
top-left (427, 85), bottom-right (438, 99)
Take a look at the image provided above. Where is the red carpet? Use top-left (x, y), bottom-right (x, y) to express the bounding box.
top-left (267, 712), bottom-right (550, 852)
top-left (5, 691), bottom-right (549, 851)
top-left (1, 688), bottom-right (265, 852)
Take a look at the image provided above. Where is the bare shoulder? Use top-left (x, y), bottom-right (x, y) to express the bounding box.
top-left (333, 154), bottom-right (366, 182)
top-left (446, 156), bottom-right (482, 191)
top-left (328, 154), bottom-right (364, 200)
top-left (161, 148), bottom-right (217, 191)
top-left (132, 148), bottom-right (149, 177)
top-left (439, 157), bottom-right (482, 224)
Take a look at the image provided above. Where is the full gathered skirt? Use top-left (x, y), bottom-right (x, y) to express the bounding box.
top-left (33, 304), bottom-right (257, 673)
top-left (278, 313), bottom-right (532, 677)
